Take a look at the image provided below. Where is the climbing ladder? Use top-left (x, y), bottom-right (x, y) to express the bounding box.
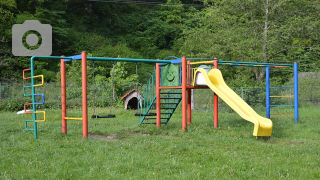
top-left (137, 70), bottom-right (182, 124)
top-left (23, 68), bottom-right (46, 139)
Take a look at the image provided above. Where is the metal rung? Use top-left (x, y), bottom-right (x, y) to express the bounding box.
top-left (144, 118), bottom-right (169, 120)
top-left (161, 108), bottom-right (175, 109)
top-left (23, 68), bottom-right (31, 80)
top-left (25, 120), bottom-right (35, 131)
top-left (24, 103), bottom-right (33, 114)
top-left (23, 86), bottom-right (32, 96)
top-left (270, 113), bottom-right (294, 116)
top-left (270, 86), bottom-right (294, 89)
top-left (35, 111), bottom-right (46, 122)
top-left (34, 94), bottom-right (45, 105)
top-left (160, 98), bottom-right (181, 99)
top-left (142, 122), bottom-right (167, 124)
top-left (160, 92), bottom-right (182, 94)
top-left (270, 105), bottom-right (294, 107)
top-left (270, 95), bottom-right (294, 98)
top-left (65, 117), bottom-right (82, 121)
top-left (33, 75), bottom-right (44, 87)
top-left (162, 103), bottom-right (179, 104)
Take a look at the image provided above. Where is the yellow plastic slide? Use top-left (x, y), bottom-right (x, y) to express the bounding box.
top-left (194, 68), bottom-right (273, 137)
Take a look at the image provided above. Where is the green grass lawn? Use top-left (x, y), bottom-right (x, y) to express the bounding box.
top-left (1, 106), bottom-right (319, 179)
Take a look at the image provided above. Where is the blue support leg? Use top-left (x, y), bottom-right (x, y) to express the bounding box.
top-left (266, 66), bottom-right (270, 119)
top-left (294, 62), bottom-right (299, 123)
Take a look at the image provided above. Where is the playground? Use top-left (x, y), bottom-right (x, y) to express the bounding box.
top-left (1, 53), bottom-right (319, 179)
top-left (20, 52), bottom-right (299, 139)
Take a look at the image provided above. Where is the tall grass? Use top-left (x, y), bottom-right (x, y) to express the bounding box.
top-left (1, 106), bottom-right (319, 179)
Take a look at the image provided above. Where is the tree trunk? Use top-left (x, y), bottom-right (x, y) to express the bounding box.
top-left (258, 0), bottom-right (270, 82)
top-left (253, 67), bottom-right (266, 82)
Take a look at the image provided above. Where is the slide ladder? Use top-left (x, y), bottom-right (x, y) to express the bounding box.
top-left (23, 68), bottom-right (46, 139)
top-left (137, 70), bottom-right (182, 124)
top-left (138, 89), bottom-right (182, 124)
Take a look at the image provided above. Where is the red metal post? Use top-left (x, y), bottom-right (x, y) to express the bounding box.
top-left (82, 51), bottom-right (88, 138)
top-left (61, 56), bottom-right (67, 134)
top-left (182, 57), bottom-right (187, 131)
top-left (187, 89), bottom-right (192, 125)
top-left (187, 61), bottom-right (192, 125)
top-left (213, 59), bottom-right (218, 128)
top-left (187, 61), bottom-right (191, 85)
top-left (156, 63), bottom-right (161, 127)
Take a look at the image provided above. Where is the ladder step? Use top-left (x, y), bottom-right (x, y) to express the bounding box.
top-left (160, 92), bottom-right (182, 94)
top-left (135, 113), bottom-right (156, 116)
top-left (144, 118), bottom-right (169, 120)
top-left (162, 103), bottom-right (179, 104)
top-left (161, 108), bottom-right (176, 109)
top-left (142, 122), bottom-right (167, 124)
top-left (160, 97), bottom-right (181, 99)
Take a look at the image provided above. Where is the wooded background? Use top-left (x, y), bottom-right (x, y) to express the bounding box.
top-left (1, 0), bottom-right (319, 86)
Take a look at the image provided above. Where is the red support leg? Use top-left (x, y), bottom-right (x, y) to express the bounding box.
top-left (187, 61), bottom-right (192, 125)
top-left (182, 57), bottom-right (187, 131)
top-left (61, 56), bottom-right (67, 134)
top-left (82, 51), bottom-right (88, 138)
top-left (187, 89), bottom-right (192, 125)
top-left (156, 63), bottom-right (161, 128)
top-left (213, 59), bottom-right (218, 128)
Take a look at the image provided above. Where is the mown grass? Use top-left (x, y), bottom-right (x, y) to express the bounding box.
top-left (1, 106), bottom-right (319, 179)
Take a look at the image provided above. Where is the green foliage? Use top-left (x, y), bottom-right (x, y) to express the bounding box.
top-left (125, 17), bottom-right (181, 58)
top-left (181, 0), bottom-right (320, 83)
top-left (0, 98), bottom-right (24, 111)
top-left (0, 0), bottom-right (17, 22)
top-left (0, 1), bottom-right (18, 81)
top-left (111, 62), bottom-right (138, 97)
top-left (0, 0), bottom-right (319, 89)
top-left (159, 0), bottom-right (184, 24)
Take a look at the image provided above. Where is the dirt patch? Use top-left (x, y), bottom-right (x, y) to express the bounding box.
top-left (88, 134), bottom-right (120, 140)
top-left (126, 132), bottom-right (150, 136)
top-left (287, 141), bottom-right (305, 145)
top-left (265, 140), bottom-right (306, 145)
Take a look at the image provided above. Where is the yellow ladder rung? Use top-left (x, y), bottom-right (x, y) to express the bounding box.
top-left (270, 95), bottom-right (294, 98)
top-left (35, 111), bottom-right (46, 122)
top-left (65, 117), bottom-right (83, 121)
top-left (33, 75), bottom-right (44, 87)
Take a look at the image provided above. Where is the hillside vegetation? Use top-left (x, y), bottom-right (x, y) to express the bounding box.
top-left (1, 0), bottom-right (319, 86)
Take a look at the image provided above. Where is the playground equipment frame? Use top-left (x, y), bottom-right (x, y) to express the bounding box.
top-left (27, 52), bottom-right (171, 139)
top-left (25, 52), bottom-right (298, 139)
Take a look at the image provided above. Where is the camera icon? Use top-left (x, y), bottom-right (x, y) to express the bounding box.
top-left (12, 20), bottom-right (52, 56)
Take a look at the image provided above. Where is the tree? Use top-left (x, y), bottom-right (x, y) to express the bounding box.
top-left (180, 0), bottom-right (320, 82)
top-left (0, 0), bottom-right (71, 81)
top-left (0, 0), bottom-right (19, 81)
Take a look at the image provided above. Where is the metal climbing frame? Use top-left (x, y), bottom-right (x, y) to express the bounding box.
top-left (188, 58), bottom-right (298, 124)
top-left (266, 62), bottom-right (298, 123)
top-left (22, 67), bottom-right (46, 139)
top-left (26, 53), bottom-right (171, 139)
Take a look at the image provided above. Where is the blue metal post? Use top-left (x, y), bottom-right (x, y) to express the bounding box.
top-left (266, 66), bottom-right (270, 118)
top-left (294, 62), bottom-right (299, 123)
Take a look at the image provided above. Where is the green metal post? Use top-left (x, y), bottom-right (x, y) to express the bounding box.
top-left (30, 57), bottom-right (37, 139)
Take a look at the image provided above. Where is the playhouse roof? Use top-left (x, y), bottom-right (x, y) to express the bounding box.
top-left (121, 89), bottom-right (138, 99)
